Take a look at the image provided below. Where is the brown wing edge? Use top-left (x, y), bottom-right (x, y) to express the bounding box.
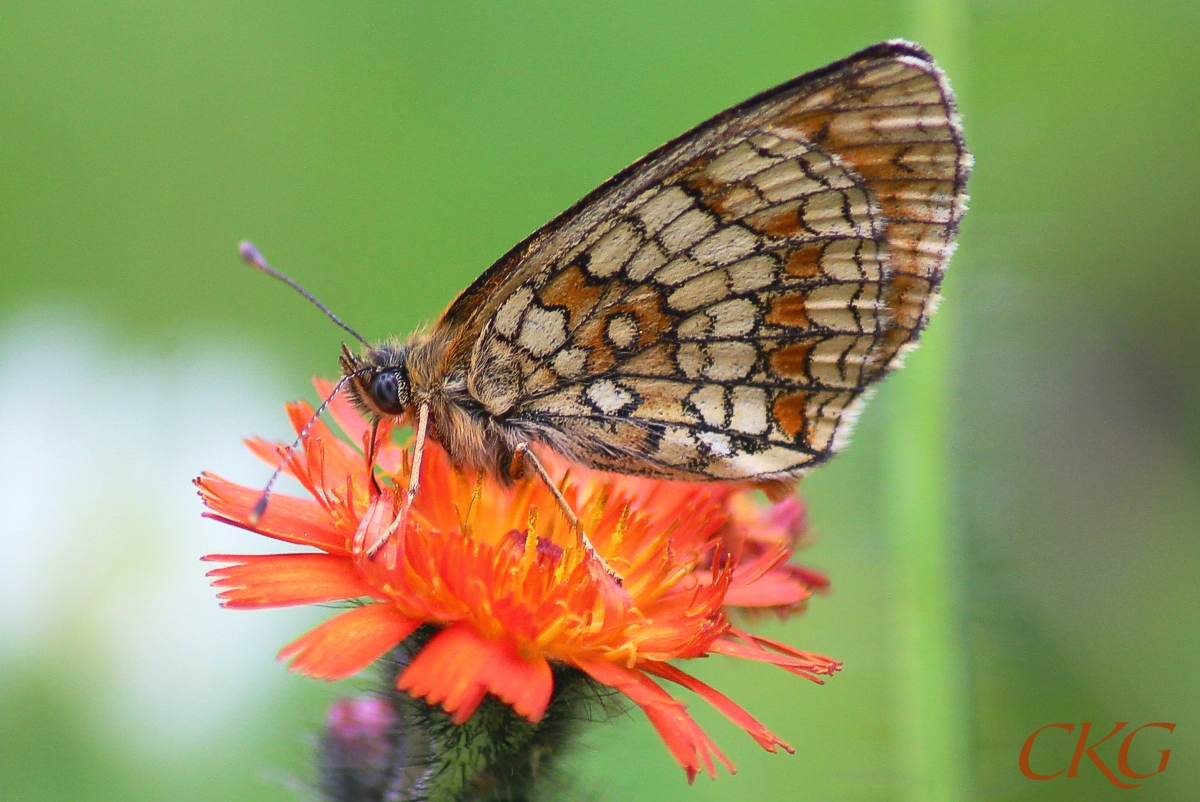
top-left (434, 39), bottom-right (953, 336)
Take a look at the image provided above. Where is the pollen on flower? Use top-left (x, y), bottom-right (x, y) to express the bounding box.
top-left (198, 378), bottom-right (840, 781)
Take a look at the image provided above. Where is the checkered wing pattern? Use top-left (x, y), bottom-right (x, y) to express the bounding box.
top-left (439, 40), bottom-right (970, 481)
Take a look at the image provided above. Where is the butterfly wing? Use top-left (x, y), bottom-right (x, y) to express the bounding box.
top-left (439, 40), bottom-right (970, 481)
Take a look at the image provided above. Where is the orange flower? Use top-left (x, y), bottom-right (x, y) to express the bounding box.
top-left (199, 379), bottom-right (840, 781)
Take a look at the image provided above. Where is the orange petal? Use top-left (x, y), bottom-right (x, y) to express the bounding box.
top-left (710, 633), bottom-right (841, 681)
top-left (397, 623), bottom-right (553, 724)
top-left (279, 604), bottom-right (420, 680)
top-left (739, 632), bottom-right (843, 674)
top-left (245, 436), bottom-right (286, 469)
top-left (722, 568), bottom-right (812, 609)
top-left (196, 473), bottom-right (347, 554)
top-left (576, 658), bottom-right (734, 782)
top-left (203, 553), bottom-right (382, 608)
top-left (643, 662), bottom-right (792, 754)
top-left (724, 545), bottom-right (789, 586)
top-left (719, 541), bottom-right (831, 601)
top-left (285, 401), bottom-right (365, 489)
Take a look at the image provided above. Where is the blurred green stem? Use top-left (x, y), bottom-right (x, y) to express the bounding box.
top-left (884, 2), bottom-right (974, 800)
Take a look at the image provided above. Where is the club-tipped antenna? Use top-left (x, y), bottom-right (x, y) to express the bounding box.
top-left (239, 241), bottom-right (369, 346)
top-left (249, 370), bottom-right (368, 524)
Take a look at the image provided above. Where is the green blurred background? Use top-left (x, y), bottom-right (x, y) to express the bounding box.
top-left (1, 2), bottom-right (1197, 800)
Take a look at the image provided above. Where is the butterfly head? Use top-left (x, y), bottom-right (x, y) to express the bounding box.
top-left (340, 341), bottom-right (412, 421)
top-left (237, 242), bottom-right (419, 423)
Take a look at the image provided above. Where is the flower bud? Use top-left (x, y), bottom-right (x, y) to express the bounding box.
top-left (318, 696), bottom-right (399, 801)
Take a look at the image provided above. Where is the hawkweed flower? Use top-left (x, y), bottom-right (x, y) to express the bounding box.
top-left (198, 379), bottom-right (839, 793)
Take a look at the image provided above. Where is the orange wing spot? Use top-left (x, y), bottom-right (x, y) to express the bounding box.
top-left (769, 342), bottom-right (813, 379)
top-left (765, 294), bottom-right (811, 329)
top-left (680, 169), bottom-right (724, 197)
top-left (571, 286), bottom-right (674, 373)
top-left (714, 185), bottom-right (763, 222)
top-left (749, 206), bottom-right (806, 238)
top-left (883, 273), bottom-right (933, 330)
top-left (772, 392), bottom-right (809, 440)
top-left (842, 144), bottom-right (958, 182)
top-left (779, 111), bottom-right (833, 145)
top-left (783, 244), bottom-right (825, 278)
top-left (879, 327), bottom-right (912, 362)
top-left (606, 286), bottom-right (674, 348)
top-left (677, 152), bottom-right (760, 222)
top-left (573, 317), bottom-right (618, 373)
top-left (618, 342), bottom-right (680, 377)
top-left (683, 172), bottom-right (760, 223)
top-left (538, 265), bottom-right (603, 329)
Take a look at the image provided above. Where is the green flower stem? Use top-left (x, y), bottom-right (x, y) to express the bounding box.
top-left (884, 3), bottom-right (974, 799)
top-left (885, 313), bottom-right (973, 801)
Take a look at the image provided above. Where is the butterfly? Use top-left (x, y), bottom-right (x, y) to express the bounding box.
top-left (246, 39), bottom-right (970, 562)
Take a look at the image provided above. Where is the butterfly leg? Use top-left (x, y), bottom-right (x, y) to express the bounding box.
top-left (511, 443), bottom-right (622, 584)
top-left (365, 419), bottom-right (383, 496)
top-left (365, 402), bottom-right (430, 564)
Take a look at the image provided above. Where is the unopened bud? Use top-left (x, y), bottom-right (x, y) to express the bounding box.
top-left (318, 696), bottom-right (399, 801)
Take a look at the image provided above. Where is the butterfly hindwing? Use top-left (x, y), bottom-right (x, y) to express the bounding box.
top-left (445, 40), bottom-right (969, 481)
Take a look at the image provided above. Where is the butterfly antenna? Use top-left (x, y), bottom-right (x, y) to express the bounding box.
top-left (239, 241), bottom-right (370, 346)
top-left (249, 371), bottom-right (366, 524)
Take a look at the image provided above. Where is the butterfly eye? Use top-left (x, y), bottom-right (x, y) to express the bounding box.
top-left (368, 370), bottom-right (409, 416)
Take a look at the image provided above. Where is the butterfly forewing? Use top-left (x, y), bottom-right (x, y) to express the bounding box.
top-left (437, 41), bottom-right (969, 482)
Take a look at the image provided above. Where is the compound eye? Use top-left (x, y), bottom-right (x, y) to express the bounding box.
top-left (368, 370), bottom-right (408, 416)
